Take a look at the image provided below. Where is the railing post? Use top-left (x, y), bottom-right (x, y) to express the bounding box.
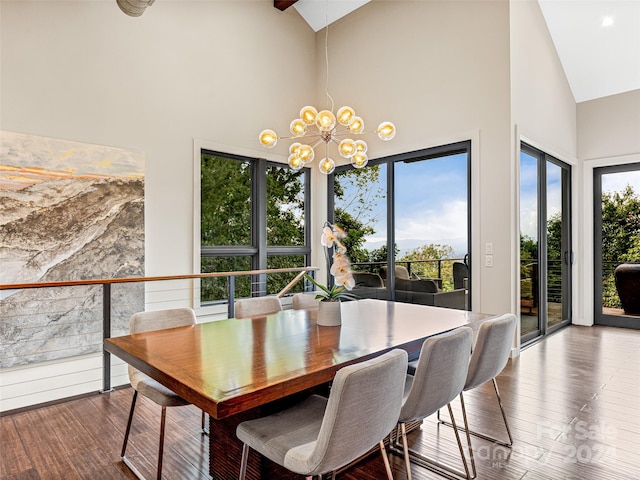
top-left (101, 282), bottom-right (113, 393)
top-left (227, 275), bottom-right (235, 318)
top-left (438, 259), bottom-right (442, 280)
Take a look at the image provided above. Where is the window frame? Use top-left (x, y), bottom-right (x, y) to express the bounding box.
top-left (197, 147), bottom-right (311, 309)
top-left (328, 141), bottom-right (472, 306)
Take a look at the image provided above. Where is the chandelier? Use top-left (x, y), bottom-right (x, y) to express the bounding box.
top-left (257, 4), bottom-right (395, 175)
top-left (259, 106), bottom-right (395, 175)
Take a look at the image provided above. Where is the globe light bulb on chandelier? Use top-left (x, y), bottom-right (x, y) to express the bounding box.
top-left (257, 4), bottom-right (395, 175)
top-left (258, 105), bottom-right (396, 174)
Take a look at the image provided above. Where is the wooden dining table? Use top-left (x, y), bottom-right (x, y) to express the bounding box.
top-left (104, 299), bottom-right (494, 479)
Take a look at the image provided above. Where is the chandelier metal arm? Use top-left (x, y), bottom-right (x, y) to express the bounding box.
top-left (258, 2), bottom-right (395, 174)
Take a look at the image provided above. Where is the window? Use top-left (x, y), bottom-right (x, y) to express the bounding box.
top-left (200, 151), bottom-right (310, 304)
top-left (330, 141), bottom-right (471, 311)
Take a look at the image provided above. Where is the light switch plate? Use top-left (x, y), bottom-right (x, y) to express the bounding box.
top-left (485, 255), bottom-right (493, 267)
top-left (485, 242), bottom-right (493, 254)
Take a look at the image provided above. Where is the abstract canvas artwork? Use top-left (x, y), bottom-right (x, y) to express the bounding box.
top-left (0, 131), bottom-right (145, 368)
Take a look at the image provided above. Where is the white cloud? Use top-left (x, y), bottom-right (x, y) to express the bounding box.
top-left (602, 170), bottom-right (640, 194)
top-left (395, 199), bottom-right (467, 241)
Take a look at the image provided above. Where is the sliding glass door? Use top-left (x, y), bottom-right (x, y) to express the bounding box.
top-left (393, 150), bottom-right (469, 310)
top-left (594, 163), bottom-right (640, 328)
top-left (519, 144), bottom-right (572, 343)
top-left (331, 141), bottom-right (471, 311)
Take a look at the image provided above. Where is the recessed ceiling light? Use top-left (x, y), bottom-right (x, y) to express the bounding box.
top-left (602, 16), bottom-right (614, 27)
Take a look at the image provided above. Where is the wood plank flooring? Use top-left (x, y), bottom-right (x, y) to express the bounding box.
top-left (1, 325), bottom-right (639, 480)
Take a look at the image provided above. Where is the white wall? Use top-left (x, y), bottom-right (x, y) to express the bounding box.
top-left (578, 90), bottom-right (640, 161)
top-left (0, 0), bottom-right (316, 411)
top-left (509, 0), bottom-right (579, 335)
top-left (1, 0), bottom-right (617, 410)
top-left (324, 0), bottom-right (513, 316)
top-left (510, 0), bottom-right (577, 156)
top-left (1, 0), bottom-right (315, 278)
top-left (578, 90), bottom-right (640, 326)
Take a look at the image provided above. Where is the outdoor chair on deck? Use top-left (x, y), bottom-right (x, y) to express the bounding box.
top-left (236, 349), bottom-right (408, 480)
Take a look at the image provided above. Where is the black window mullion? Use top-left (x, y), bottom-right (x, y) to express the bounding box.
top-left (254, 161), bottom-right (267, 295)
top-left (387, 159), bottom-right (396, 301)
top-left (201, 151), bottom-right (311, 303)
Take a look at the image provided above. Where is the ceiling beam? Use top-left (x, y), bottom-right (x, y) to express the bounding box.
top-left (274, 0), bottom-right (299, 12)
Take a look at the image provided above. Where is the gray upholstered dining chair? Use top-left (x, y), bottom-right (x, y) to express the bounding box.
top-left (121, 307), bottom-right (201, 480)
top-left (390, 327), bottom-right (474, 480)
top-left (234, 296), bottom-right (282, 318)
top-left (236, 349), bottom-right (408, 480)
top-left (292, 292), bottom-right (320, 309)
top-left (438, 313), bottom-right (517, 478)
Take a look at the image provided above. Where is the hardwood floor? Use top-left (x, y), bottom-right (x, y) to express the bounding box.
top-left (1, 325), bottom-right (639, 480)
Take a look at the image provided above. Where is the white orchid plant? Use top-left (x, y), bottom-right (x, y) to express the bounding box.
top-left (304, 222), bottom-right (356, 301)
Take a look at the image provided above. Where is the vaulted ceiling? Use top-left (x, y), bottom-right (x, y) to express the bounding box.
top-left (274, 0), bottom-right (640, 103)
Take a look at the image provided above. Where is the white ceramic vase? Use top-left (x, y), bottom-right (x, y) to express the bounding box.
top-left (317, 300), bottom-right (342, 326)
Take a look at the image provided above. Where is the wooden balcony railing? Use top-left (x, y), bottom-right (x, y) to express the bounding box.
top-left (0, 266), bottom-right (318, 394)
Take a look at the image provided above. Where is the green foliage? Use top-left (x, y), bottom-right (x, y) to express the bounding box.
top-left (402, 244), bottom-right (455, 261)
top-left (201, 256), bottom-right (251, 302)
top-left (200, 155), bottom-right (307, 302)
top-left (546, 212), bottom-right (562, 260)
top-left (303, 274), bottom-right (357, 301)
top-left (334, 166), bottom-right (384, 264)
top-left (201, 153), bottom-right (251, 246)
top-left (600, 185), bottom-right (639, 308)
top-left (602, 272), bottom-right (621, 310)
top-left (602, 185), bottom-right (640, 262)
top-left (334, 207), bottom-right (374, 263)
top-left (266, 255), bottom-right (306, 295)
top-left (368, 244), bottom-right (400, 265)
top-left (398, 244), bottom-right (457, 290)
top-left (520, 234), bottom-right (538, 260)
top-left (622, 235), bottom-right (640, 262)
top-left (266, 165), bottom-right (305, 246)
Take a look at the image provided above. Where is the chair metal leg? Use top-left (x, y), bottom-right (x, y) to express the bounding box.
top-left (447, 403), bottom-right (472, 480)
top-left (379, 440), bottom-right (395, 480)
top-left (121, 390), bottom-right (154, 480)
top-left (400, 423), bottom-right (411, 480)
top-left (157, 406), bottom-right (167, 480)
top-left (389, 404), bottom-right (472, 480)
top-left (121, 391), bottom-right (170, 480)
top-left (458, 392), bottom-right (477, 479)
top-left (492, 378), bottom-right (514, 446)
top-left (239, 443), bottom-right (249, 480)
top-left (439, 379), bottom-right (513, 448)
top-left (121, 390), bottom-right (138, 457)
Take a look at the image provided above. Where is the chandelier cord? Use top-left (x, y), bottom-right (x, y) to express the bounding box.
top-left (257, 0), bottom-right (395, 175)
top-left (324, 0), bottom-right (334, 113)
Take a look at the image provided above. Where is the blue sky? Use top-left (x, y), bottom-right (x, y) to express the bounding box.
top-left (520, 153), bottom-right (640, 239)
top-left (338, 153), bottom-right (639, 259)
top-left (337, 153), bottom-right (469, 257)
top-left (602, 170), bottom-right (640, 194)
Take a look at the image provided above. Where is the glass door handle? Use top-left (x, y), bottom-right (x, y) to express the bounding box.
top-left (564, 251), bottom-right (574, 265)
